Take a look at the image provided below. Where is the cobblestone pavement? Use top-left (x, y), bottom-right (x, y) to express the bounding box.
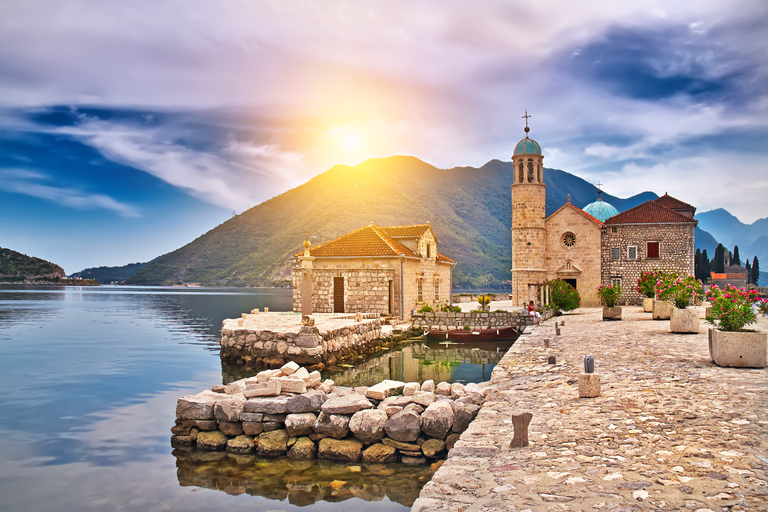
top-left (413, 307), bottom-right (768, 512)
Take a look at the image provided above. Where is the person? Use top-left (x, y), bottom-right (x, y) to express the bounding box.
top-left (527, 300), bottom-right (541, 325)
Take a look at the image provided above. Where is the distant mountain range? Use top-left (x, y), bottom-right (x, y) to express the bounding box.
top-left (70, 261), bottom-right (152, 284)
top-left (1, 247), bottom-right (65, 282)
top-left (695, 208), bottom-right (768, 265)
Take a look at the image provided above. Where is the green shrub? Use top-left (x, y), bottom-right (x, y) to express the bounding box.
top-left (417, 304), bottom-right (434, 313)
top-left (546, 279), bottom-right (580, 312)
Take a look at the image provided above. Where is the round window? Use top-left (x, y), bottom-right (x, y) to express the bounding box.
top-left (562, 232), bottom-right (576, 248)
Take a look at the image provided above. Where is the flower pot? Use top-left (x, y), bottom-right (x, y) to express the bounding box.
top-left (709, 328), bottom-right (767, 368)
top-left (642, 298), bottom-right (654, 312)
top-left (670, 307), bottom-right (699, 334)
top-left (652, 300), bottom-right (674, 320)
top-left (602, 306), bottom-right (622, 321)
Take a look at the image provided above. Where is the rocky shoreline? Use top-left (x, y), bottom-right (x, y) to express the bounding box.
top-left (172, 361), bottom-right (487, 465)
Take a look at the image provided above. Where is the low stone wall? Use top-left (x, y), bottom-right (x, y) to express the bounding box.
top-left (220, 317), bottom-right (384, 369)
top-left (411, 310), bottom-right (525, 331)
top-left (172, 362), bottom-right (486, 465)
top-left (452, 293), bottom-right (510, 303)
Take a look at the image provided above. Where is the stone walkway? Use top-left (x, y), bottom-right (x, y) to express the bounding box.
top-left (413, 307), bottom-right (768, 512)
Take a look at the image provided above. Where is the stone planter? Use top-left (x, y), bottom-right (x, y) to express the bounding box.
top-left (709, 328), bottom-right (767, 368)
top-left (642, 298), bottom-right (654, 313)
top-left (602, 306), bottom-right (622, 321)
top-left (670, 307), bottom-right (699, 334)
top-left (652, 300), bottom-right (674, 320)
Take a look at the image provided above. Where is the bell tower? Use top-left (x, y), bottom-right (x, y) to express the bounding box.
top-left (510, 111), bottom-right (547, 306)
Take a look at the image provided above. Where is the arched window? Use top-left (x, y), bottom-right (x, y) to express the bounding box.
top-left (538, 164), bottom-right (542, 183)
top-left (518, 161), bottom-right (524, 183)
top-left (527, 159), bottom-right (534, 182)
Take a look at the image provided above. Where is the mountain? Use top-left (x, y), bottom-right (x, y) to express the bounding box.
top-left (70, 261), bottom-right (152, 284)
top-left (694, 227), bottom-right (719, 256)
top-left (126, 157), bottom-right (655, 289)
top-left (0, 247), bottom-right (65, 282)
top-left (696, 209), bottom-right (768, 264)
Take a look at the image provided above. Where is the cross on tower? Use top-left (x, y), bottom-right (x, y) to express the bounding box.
top-left (522, 109), bottom-right (531, 128)
top-left (303, 229), bottom-right (310, 240)
top-left (596, 181), bottom-right (603, 190)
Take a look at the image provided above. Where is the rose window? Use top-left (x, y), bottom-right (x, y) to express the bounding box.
top-left (562, 232), bottom-right (576, 248)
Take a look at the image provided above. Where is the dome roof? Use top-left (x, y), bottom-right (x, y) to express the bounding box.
top-left (583, 198), bottom-right (620, 223)
top-left (514, 136), bottom-right (542, 155)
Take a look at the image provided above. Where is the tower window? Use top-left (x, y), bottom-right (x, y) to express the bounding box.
top-left (527, 159), bottom-right (534, 182)
top-left (518, 162), bottom-right (524, 183)
top-left (562, 231), bottom-right (576, 248)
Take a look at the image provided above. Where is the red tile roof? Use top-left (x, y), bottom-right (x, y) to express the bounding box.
top-left (294, 223), bottom-right (454, 263)
top-left (381, 224), bottom-right (439, 243)
top-left (546, 201), bottom-right (603, 226)
top-left (653, 193), bottom-right (695, 211)
top-left (710, 273), bottom-right (727, 279)
top-left (603, 200), bottom-right (697, 225)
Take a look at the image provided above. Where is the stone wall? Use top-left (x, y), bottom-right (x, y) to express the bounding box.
top-left (452, 294), bottom-right (510, 303)
top-left (172, 362), bottom-right (486, 465)
top-left (601, 223), bottom-right (696, 305)
top-left (221, 318), bottom-right (383, 369)
top-left (292, 266), bottom-right (396, 315)
top-left (411, 311), bottom-right (525, 331)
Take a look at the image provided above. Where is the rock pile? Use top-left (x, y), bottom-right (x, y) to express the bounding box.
top-left (172, 361), bottom-right (486, 464)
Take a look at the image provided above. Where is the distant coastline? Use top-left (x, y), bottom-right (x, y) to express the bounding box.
top-left (0, 278), bottom-right (100, 286)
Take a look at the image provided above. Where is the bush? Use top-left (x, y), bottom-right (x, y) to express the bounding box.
top-left (417, 304), bottom-right (434, 313)
top-left (440, 304), bottom-right (461, 313)
top-left (546, 279), bottom-right (580, 312)
top-left (655, 274), bottom-right (702, 309)
top-left (705, 285), bottom-right (762, 331)
top-left (597, 283), bottom-right (621, 307)
top-left (635, 270), bottom-right (661, 298)
top-left (477, 294), bottom-right (492, 311)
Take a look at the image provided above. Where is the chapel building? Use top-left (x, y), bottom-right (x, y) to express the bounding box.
top-left (510, 124), bottom-right (697, 306)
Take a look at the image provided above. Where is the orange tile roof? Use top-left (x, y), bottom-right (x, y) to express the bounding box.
top-left (603, 200), bottom-right (697, 225)
top-left (436, 252), bottom-right (456, 263)
top-left (710, 273), bottom-right (727, 279)
top-left (381, 224), bottom-right (438, 243)
top-left (653, 193), bottom-right (695, 211)
top-left (546, 201), bottom-right (604, 226)
top-left (295, 224), bottom-right (417, 258)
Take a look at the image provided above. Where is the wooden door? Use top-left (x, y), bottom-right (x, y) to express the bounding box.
top-left (333, 277), bottom-right (345, 313)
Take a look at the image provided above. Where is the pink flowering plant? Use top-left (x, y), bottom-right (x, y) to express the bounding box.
top-left (759, 299), bottom-right (768, 317)
top-left (654, 274), bottom-right (702, 309)
top-left (597, 283), bottom-right (621, 308)
top-left (705, 285), bottom-right (761, 331)
top-left (635, 270), bottom-right (661, 298)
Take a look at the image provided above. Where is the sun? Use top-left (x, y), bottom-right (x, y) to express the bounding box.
top-left (341, 131), bottom-right (362, 152)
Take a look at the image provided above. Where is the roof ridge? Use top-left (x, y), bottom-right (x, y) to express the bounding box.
top-left (604, 199), bottom-right (697, 225)
top-left (546, 201), bottom-right (603, 226)
top-left (370, 224), bottom-right (404, 255)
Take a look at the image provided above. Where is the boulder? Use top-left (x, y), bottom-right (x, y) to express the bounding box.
top-left (321, 394), bottom-right (372, 415)
top-left (445, 433), bottom-right (461, 451)
top-left (421, 379), bottom-right (435, 392)
top-left (313, 412), bottom-right (350, 439)
top-left (244, 396), bottom-right (290, 414)
top-left (401, 455), bottom-right (427, 465)
top-left (349, 409), bottom-right (388, 444)
top-left (382, 395), bottom-right (412, 407)
top-left (411, 391), bottom-right (435, 407)
top-left (176, 392), bottom-right (218, 420)
top-left (196, 430), bottom-right (228, 451)
top-left (214, 393), bottom-right (246, 422)
top-left (450, 382), bottom-right (465, 399)
top-left (224, 378), bottom-right (248, 395)
top-left (464, 383), bottom-right (485, 396)
top-left (272, 376), bottom-right (307, 394)
top-left (190, 419), bottom-right (218, 431)
top-left (421, 402), bottom-right (454, 439)
top-left (421, 438), bottom-right (446, 458)
top-left (317, 438), bottom-right (363, 462)
top-left (451, 402), bottom-right (480, 433)
top-left (287, 389), bottom-right (327, 413)
top-left (366, 380), bottom-right (405, 400)
top-left (242, 421), bottom-right (264, 436)
top-left (226, 435), bottom-right (254, 454)
top-left (318, 379), bottom-right (335, 394)
top-left (362, 443), bottom-right (398, 463)
top-left (403, 382), bottom-right (420, 396)
top-left (243, 380), bottom-right (281, 398)
top-left (257, 429), bottom-right (289, 457)
top-left (280, 361), bottom-right (300, 375)
top-left (380, 405), bottom-right (404, 417)
top-left (436, 382), bottom-right (452, 396)
top-left (285, 413), bottom-right (317, 437)
top-left (218, 420), bottom-right (244, 436)
top-left (256, 369), bottom-right (282, 383)
top-left (403, 403), bottom-right (425, 415)
top-left (239, 412), bottom-right (264, 422)
top-left (287, 437), bottom-right (317, 460)
top-left (456, 392), bottom-right (485, 406)
top-left (381, 438), bottom-right (421, 452)
top-left (384, 411), bottom-right (421, 442)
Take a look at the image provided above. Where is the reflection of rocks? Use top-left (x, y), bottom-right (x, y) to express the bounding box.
top-left (174, 449), bottom-right (429, 507)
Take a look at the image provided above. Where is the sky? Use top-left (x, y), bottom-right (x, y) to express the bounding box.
top-left (1, 1), bottom-right (766, 274)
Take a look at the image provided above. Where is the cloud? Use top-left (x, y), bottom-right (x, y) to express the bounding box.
top-left (0, 168), bottom-right (140, 217)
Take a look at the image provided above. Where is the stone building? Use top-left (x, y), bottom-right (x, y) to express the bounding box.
top-left (510, 122), bottom-right (697, 307)
top-left (292, 223), bottom-right (455, 320)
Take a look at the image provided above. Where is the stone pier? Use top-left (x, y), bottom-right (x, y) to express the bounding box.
top-left (413, 307), bottom-right (768, 511)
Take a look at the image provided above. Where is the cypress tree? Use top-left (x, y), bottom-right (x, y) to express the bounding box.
top-left (694, 249), bottom-right (702, 281)
top-left (701, 249), bottom-right (710, 282)
top-left (746, 259), bottom-right (752, 284)
top-left (733, 245), bottom-right (740, 266)
top-left (712, 244), bottom-right (725, 273)
top-left (753, 256), bottom-right (760, 285)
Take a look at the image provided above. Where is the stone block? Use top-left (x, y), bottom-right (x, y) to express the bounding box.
top-left (602, 306), bottom-right (622, 321)
top-left (239, 412), bottom-right (263, 422)
top-left (435, 382), bottom-right (451, 396)
top-left (307, 371), bottom-right (322, 388)
top-left (273, 377), bottom-right (307, 394)
top-left (244, 380), bottom-right (282, 398)
top-left (643, 297), bottom-right (654, 312)
top-left (709, 329), bottom-right (767, 368)
top-left (403, 382), bottom-right (420, 396)
top-left (670, 307), bottom-right (699, 334)
top-left (652, 300), bottom-right (674, 320)
top-left (287, 389), bottom-right (327, 413)
top-left (214, 394), bottom-right (246, 422)
top-left (366, 380), bottom-right (405, 400)
top-left (218, 420), bottom-right (243, 436)
top-left (280, 361), bottom-right (300, 375)
top-left (242, 421), bottom-right (264, 436)
top-left (293, 367), bottom-right (310, 380)
top-left (421, 380), bottom-right (435, 393)
top-left (578, 373), bottom-right (602, 398)
top-left (509, 411), bottom-right (533, 448)
top-left (176, 392), bottom-right (218, 420)
top-left (256, 369), bottom-right (281, 383)
top-left (244, 395), bottom-right (290, 414)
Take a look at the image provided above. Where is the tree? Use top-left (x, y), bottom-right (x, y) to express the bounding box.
top-left (712, 244), bottom-right (725, 274)
top-left (732, 245), bottom-right (740, 266)
top-left (746, 258), bottom-right (752, 284)
top-left (695, 249), bottom-right (703, 281)
top-left (753, 256), bottom-right (760, 285)
top-left (701, 249), bottom-right (710, 282)
top-left (545, 279), bottom-right (581, 312)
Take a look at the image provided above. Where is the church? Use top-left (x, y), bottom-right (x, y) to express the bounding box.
top-left (510, 120), bottom-right (698, 307)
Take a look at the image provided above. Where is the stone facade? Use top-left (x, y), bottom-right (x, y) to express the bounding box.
top-left (411, 311), bottom-right (527, 331)
top-left (292, 265), bottom-right (396, 315)
top-left (601, 223), bottom-right (696, 305)
top-left (544, 202), bottom-right (602, 307)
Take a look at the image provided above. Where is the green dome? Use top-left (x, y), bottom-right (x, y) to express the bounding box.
top-left (514, 137), bottom-right (542, 155)
top-left (583, 198), bottom-right (619, 223)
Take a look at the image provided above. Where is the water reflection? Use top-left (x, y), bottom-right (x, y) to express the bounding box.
top-left (173, 449), bottom-right (430, 507)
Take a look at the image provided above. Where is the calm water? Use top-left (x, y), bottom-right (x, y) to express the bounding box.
top-left (0, 285), bottom-right (509, 512)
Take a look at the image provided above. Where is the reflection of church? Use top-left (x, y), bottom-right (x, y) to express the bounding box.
top-left (510, 118), bottom-right (697, 307)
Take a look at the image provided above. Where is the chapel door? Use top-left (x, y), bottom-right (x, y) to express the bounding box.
top-left (564, 278), bottom-right (577, 290)
top-left (333, 277), bottom-right (345, 313)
